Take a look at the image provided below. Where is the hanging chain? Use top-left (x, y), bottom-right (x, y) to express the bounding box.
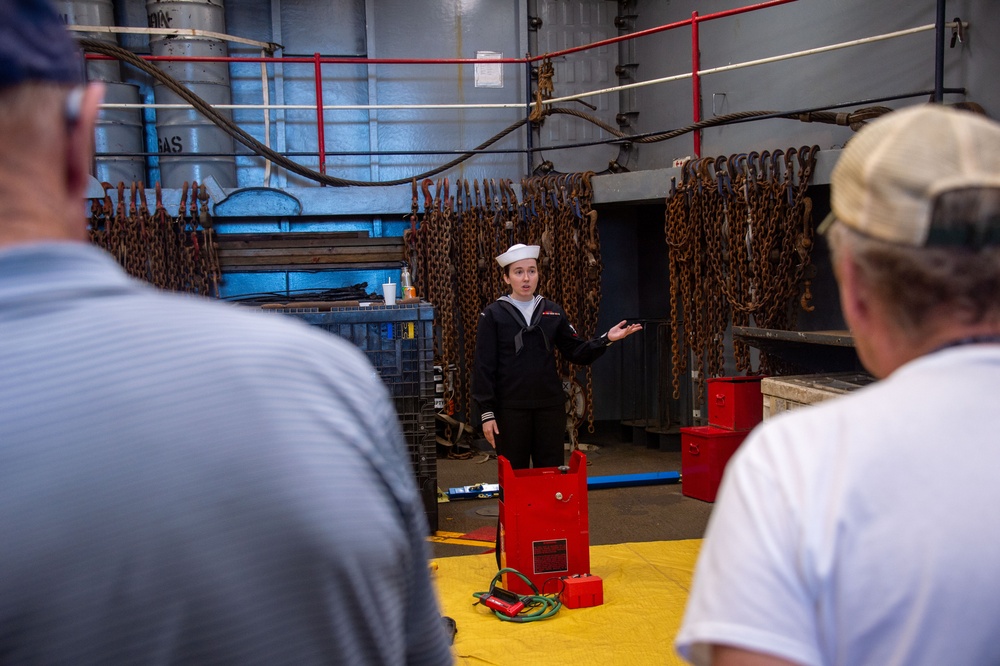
top-left (410, 172), bottom-right (604, 435)
top-left (664, 146), bottom-right (821, 398)
top-left (86, 180), bottom-right (219, 297)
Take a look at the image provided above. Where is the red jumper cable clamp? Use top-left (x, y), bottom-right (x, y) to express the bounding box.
top-left (479, 585), bottom-right (525, 617)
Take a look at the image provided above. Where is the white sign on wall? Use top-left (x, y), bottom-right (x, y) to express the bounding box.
top-left (475, 51), bottom-right (503, 88)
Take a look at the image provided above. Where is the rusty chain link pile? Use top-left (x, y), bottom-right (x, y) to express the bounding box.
top-left (406, 173), bottom-right (603, 442)
top-left (664, 146), bottom-right (820, 407)
top-left (88, 181), bottom-right (221, 297)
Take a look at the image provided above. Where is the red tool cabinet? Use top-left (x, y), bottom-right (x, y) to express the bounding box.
top-left (498, 450), bottom-right (591, 595)
top-left (706, 375), bottom-right (764, 431)
top-left (681, 425), bottom-right (749, 503)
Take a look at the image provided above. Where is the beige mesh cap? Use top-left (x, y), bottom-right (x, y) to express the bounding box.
top-left (825, 104), bottom-right (1000, 246)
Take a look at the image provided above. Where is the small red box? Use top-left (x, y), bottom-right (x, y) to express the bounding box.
top-left (706, 376), bottom-right (764, 431)
top-left (681, 425), bottom-right (749, 502)
top-left (559, 574), bottom-right (604, 609)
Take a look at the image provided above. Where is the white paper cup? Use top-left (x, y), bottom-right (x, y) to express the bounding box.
top-left (382, 282), bottom-right (397, 305)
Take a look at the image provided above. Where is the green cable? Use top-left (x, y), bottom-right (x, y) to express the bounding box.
top-left (472, 568), bottom-right (563, 623)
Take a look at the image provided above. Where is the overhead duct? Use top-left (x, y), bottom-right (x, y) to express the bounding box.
top-left (58, 1), bottom-right (146, 187)
top-left (147, 0), bottom-right (237, 189)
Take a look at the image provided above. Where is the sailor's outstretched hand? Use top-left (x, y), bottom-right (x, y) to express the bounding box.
top-left (607, 320), bottom-right (643, 342)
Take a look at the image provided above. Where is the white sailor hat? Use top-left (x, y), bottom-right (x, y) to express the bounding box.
top-left (496, 243), bottom-right (540, 268)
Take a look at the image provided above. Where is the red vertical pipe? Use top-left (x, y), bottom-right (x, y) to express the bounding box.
top-left (314, 52), bottom-right (327, 176)
top-left (691, 11), bottom-right (701, 158)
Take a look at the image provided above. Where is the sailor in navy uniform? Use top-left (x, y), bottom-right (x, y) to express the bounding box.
top-left (472, 243), bottom-right (642, 469)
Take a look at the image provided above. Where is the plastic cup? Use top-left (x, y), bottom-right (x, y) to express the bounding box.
top-left (383, 282), bottom-right (397, 305)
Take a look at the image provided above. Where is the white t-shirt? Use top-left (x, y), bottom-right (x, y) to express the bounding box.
top-left (501, 294), bottom-right (542, 324)
top-left (676, 345), bottom-right (1000, 666)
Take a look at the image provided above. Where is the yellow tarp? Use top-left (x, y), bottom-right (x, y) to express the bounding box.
top-left (433, 539), bottom-right (702, 665)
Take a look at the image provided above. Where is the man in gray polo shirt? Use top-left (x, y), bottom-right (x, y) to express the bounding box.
top-left (0, 2), bottom-right (452, 664)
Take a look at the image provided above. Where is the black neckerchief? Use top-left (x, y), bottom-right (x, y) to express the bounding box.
top-left (496, 298), bottom-right (551, 355)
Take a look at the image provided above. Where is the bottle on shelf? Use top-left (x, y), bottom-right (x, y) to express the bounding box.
top-left (401, 264), bottom-right (417, 299)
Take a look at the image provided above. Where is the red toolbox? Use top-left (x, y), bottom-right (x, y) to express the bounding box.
top-left (498, 450), bottom-right (591, 595)
top-left (681, 425), bottom-right (749, 502)
top-left (706, 376), bottom-right (764, 431)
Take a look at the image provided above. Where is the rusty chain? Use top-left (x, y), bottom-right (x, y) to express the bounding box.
top-left (665, 146), bottom-right (820, 409)
top-left (87, 180), bottom-right (220, 297)
top-left (456, 179), bottom-right (482, 423)
top-left (411, 172), bottom-right (603, 439)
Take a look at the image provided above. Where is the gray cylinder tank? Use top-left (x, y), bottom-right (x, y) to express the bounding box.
top-left (147, 0), bottom-right (236, 188)
top-left (55, 0), bottom-right (121, 82)
top-left (94, 82), bottom-right (147, 186)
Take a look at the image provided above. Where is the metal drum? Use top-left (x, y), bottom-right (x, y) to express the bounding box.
top-left (55, 0), bottom-right (121, 82)
top-left (94, 81), bottom-right (147, 186)
top-left (147, 0), bottom-right (236, 188)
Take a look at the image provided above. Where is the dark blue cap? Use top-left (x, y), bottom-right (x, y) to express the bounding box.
top-left (0, 0), bottom-right (85, 90)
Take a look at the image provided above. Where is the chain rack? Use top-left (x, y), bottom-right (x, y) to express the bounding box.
top-left (88, 181), bottom-right (221, 297)
top-left (664, 146), bottom-right (820, 412)
top-left (410, 173), bottom-right (603, 445)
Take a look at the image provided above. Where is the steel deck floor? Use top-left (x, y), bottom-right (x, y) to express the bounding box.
top-left (430, 422), bottom-right (714, 559)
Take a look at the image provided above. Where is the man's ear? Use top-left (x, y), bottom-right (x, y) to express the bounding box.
top-left (836, 251), bottom-right (872, 336)
top-left (65, 82), bottom-right (105, 201)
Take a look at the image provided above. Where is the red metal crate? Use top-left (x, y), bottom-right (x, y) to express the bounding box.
top-left (498, 451), bottom-right (591, 595)
top-left (681, 425), bottom-right (749, 503)
top-left (706, 376), bottom-right (764, 431)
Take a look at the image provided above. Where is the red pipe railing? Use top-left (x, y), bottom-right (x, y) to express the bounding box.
top-left (313, 53), bottom-right (326, 175)
top-left (691, 11), bottom-right (702, 158)
top-left (532, 0), bottom-right (797, 62)
top-left (87, 0), bottom-right (797, 168)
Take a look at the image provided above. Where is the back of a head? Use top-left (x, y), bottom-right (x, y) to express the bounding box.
top-left (825, 105), bottom-right (1000, 332)
top-left (0, 0), bottom-right (84, 130)
top-left (0, 0), bottom-right (85, 93)
top-left (0, 0), bottom-right (89, 240)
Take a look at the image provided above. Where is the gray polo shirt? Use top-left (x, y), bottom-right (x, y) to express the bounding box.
top-left (0, 242), bottom-right (453, 665)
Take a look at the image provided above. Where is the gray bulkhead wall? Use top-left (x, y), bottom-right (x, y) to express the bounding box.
top-left (226, 0), bottom-right (370, 188)
top-left (222, 0), bottom-right (528, 189)
top-left (367, 0), bottom-right (527, 184)
top-left (102, 1), bottom-right (999, 424)
top-left (631, 0), bottom-right (987, 170)
top-left (530, 0), bottom-right (621, 174)
top-left (108, 1), bottom-right (998, 195)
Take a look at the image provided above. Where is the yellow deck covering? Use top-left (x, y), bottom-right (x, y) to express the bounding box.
top-left (433, 539), bottom-right (701, 665)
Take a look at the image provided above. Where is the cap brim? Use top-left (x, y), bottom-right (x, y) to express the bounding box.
top-left (817, 211), bottom-right (837, 235)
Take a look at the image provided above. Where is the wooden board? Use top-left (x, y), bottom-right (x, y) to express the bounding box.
top-left (215, 232), bottom-right (405, 272)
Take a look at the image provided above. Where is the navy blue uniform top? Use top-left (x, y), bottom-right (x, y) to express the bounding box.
top-left (472, 296), bottom-right (608, 422)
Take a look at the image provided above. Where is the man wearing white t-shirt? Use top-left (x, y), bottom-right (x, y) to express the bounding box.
top-left (676, 104), bottom-right (1000, 666)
